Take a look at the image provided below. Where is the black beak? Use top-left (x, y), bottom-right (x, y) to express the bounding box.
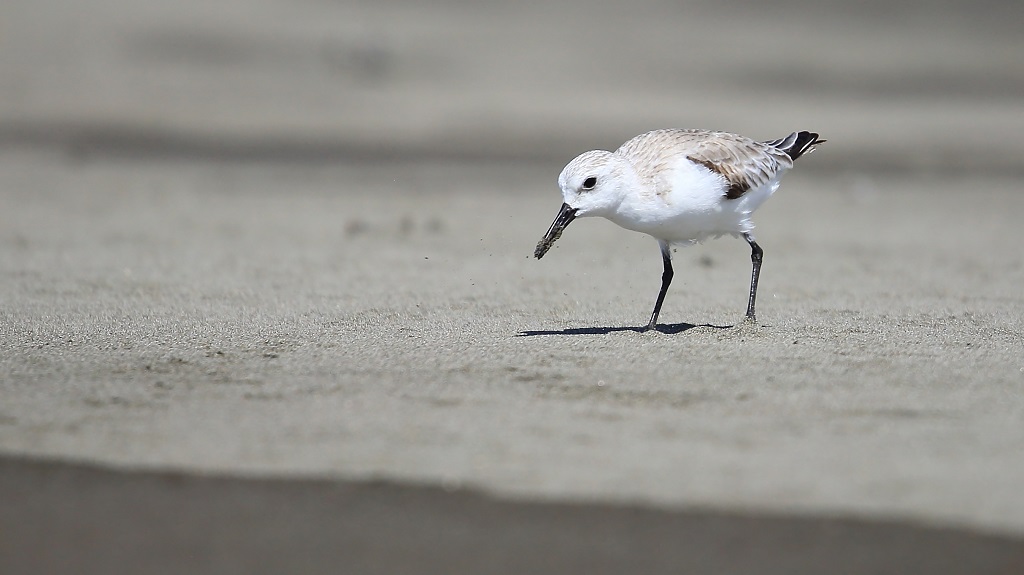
top-left (534, 203), bottom-right (578, 259)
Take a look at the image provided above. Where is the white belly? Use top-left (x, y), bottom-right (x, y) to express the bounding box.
top-left (609, 159), bottom-right (784, 244)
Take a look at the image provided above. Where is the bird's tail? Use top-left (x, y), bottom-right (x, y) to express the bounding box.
top-left (764, 131), bottom-right (825, 161)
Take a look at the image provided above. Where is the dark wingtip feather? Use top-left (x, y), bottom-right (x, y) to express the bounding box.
top-left (784, 131), bottom-right (826, 161)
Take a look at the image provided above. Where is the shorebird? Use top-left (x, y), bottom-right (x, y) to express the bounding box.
top-left (534, 129), bottom-right (824, 330)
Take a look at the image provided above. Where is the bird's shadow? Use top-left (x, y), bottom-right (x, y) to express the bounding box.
top-left (517, 322), bottom-right (732, 337)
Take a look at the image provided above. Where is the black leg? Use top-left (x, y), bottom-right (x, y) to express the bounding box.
top-left (646, 241), bottom-right (673, 330)
top-left (743, 233), bottom-right (763, 321)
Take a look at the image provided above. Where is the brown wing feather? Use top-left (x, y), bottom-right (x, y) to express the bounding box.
top-left (617, 129), bottom-right (793, 200)
top-left (684, 133), bottom-right (792, 199)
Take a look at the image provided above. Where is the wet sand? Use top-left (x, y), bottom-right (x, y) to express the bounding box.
top-left (2, 0), bottom-right (1024, 572)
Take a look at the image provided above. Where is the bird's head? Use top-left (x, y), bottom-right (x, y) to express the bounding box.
top-left (534, 150), bottom-right (633, 259)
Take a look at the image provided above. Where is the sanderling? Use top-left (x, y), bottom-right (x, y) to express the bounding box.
top-left (534, 129), bottom-right (824, 330)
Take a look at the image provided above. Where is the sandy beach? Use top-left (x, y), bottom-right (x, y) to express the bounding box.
top-left (2, 0), bottom-right (1024, 572)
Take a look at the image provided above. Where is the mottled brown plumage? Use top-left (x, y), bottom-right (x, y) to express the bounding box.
top-left (616, 129), bottom-right (793, 201)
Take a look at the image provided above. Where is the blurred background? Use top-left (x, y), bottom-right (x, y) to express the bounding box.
top-left (2, 0), bottom-right (1022, 171)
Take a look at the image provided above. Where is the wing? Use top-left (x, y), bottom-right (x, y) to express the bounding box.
top-left (683, 133), bottom-right (793, 200)
top-left (617, 129), bottom-right (794, 200)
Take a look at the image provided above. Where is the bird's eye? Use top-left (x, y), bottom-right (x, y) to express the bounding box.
top-left (582, 176), bottom-right (597, 190)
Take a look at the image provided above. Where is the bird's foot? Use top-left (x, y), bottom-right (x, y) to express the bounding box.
top-left (733, 315), bottom-right (761, 334)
